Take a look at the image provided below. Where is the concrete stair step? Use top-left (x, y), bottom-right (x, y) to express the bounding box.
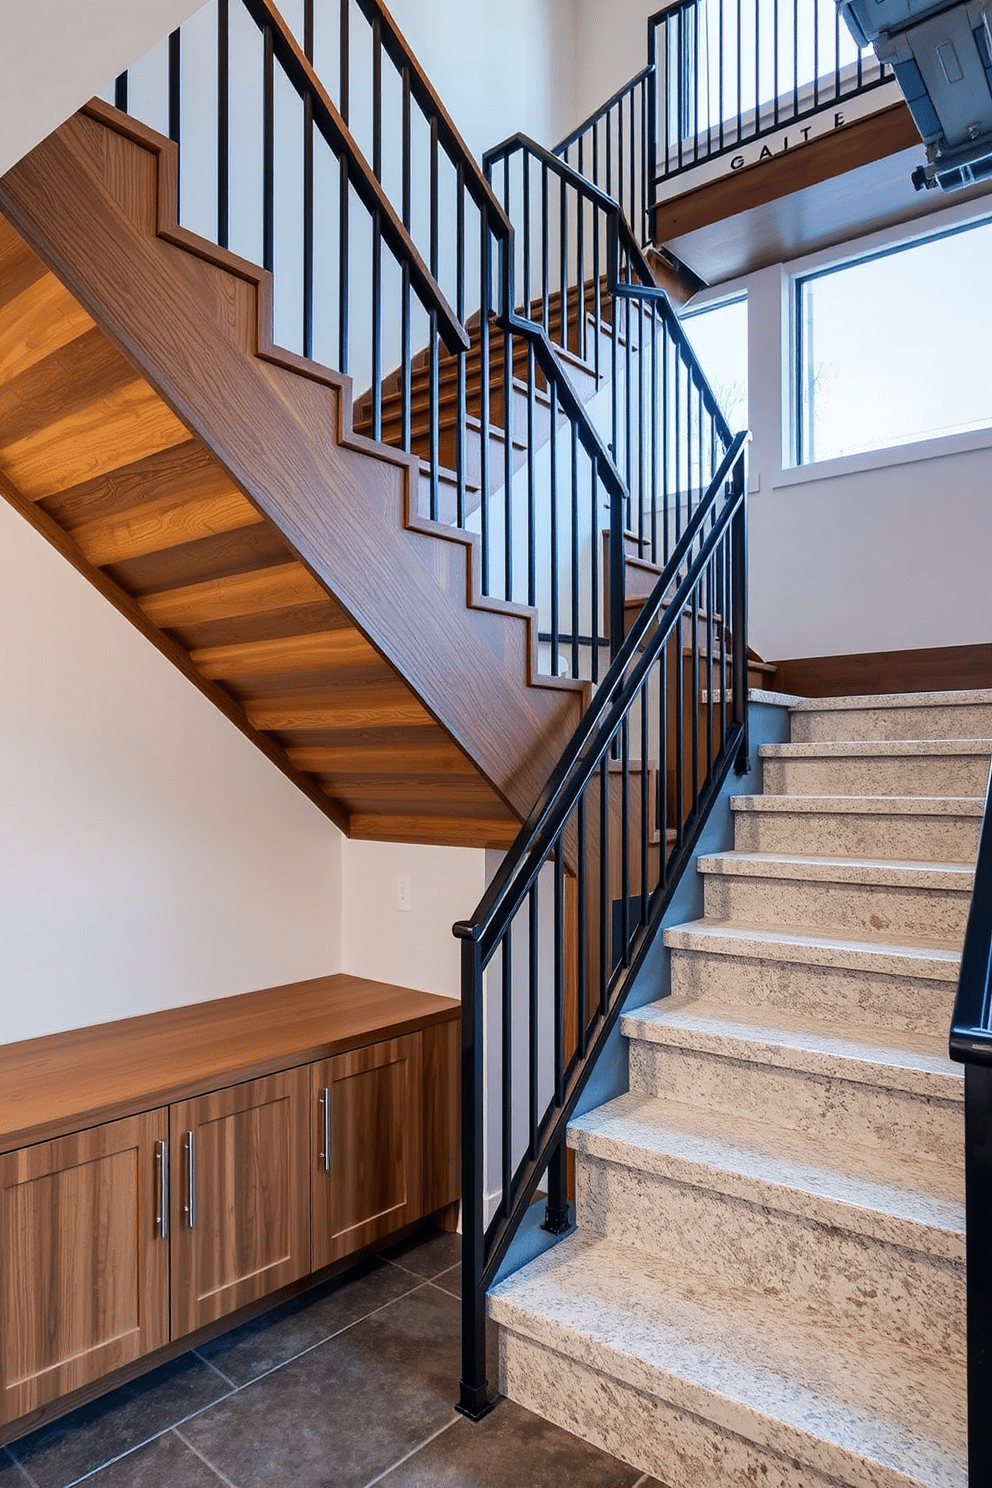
top-left (759, 739), bottom-right (992, 798)
top-left (622, 996), bottom-right (964, 1167)
top-left (730, 792), bottom-right (983, 862)
top-left (663, 918), bottom-right (959, 1036)
top-left (698, 850), bottom-right (974, 939)
top-left (568, 1089), bottom-right (964, 1359)
top-left (491, 1234), bottom-right (967, 1488)
top-left (789, 689), bottom-right (992, 743)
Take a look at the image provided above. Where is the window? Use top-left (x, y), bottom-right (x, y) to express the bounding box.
top-left (681, 294), bottom-right (748, 435)
top-left (795, 217), bottom-right (992, 465)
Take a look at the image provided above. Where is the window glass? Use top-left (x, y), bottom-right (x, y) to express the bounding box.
top-left (681, 294), bottom-right (749, 435)
top-left (796, 218), bottom-right (992, 464)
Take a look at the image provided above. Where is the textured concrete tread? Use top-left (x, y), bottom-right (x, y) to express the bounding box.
top-left (663, 918), bottom-right (962, 977)
top-left (788, 689), bottom-right (992, 713)
top-left (568, 1089), bottom-right (965, 1250)
top-left (620, 996), bottom-right (963, 1098)
top-left (697, 851), bottom-right (974, 888)
top-left (490, 1235), bottom-right (967, 1488)
top-left (759, 739), bottom-right (992, 759)
top-left (730, 794), bottom-right (984, 817)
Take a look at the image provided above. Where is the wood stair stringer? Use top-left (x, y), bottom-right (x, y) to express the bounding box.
top-left (0, 101), bottom-right (589, 841)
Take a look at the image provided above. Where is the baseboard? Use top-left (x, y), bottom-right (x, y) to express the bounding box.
top-left (770, 643), bottom-right (992, 699)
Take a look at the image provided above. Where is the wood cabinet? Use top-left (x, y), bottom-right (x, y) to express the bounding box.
top-left (0, 1111), bottom-right (170, 1425)
top-left (0, 975), bottom-right (459, 1438)
top-left (312, 1034), bottom-right (423, 1267)
top-left (170, 1069), bottom-right (311, 1336)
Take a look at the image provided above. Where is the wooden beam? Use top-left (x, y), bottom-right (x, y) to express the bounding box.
top-left (653, 103), bottom-right (921, 243)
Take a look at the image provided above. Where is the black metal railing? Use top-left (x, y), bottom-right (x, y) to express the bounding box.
top-left (112, 0), bottom-right (723, 685)
top-left (455, 432), bottom-right (749, 1417)
top-left (949, 760), bottom-right (992, 1486)
top-left (555, 0), bottom-right (892, 235)
top-left (485, 133), bottom-right (732, 586)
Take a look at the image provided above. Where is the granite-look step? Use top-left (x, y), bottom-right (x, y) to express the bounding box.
top-left (664, 919), bottom-right (959, 1036)
top-left (759, 739), bottom-right (992, 799)
top-left (569, 1091), bottom-right (965, 1361)
top-left (491, 1235), bottom-right (966, 1488)
top-left (699, 850), bottom-right (973, 939)
top-left (622, 998), bottom-right (964, 1166)
top-left (789, 689), bottom-right (992, 744)
top-left (730, 793), bottom-right (983, 862)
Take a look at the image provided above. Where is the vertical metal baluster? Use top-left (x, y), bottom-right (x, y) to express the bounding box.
top-left (429, 310), bottom-right (440, 522)
top-left (814, 0), bottom-right (820, 109)
top-left (706, 554), bottom-right (715, 775)
top-left (599, 752), bottom-right (610, 1005)
top-left (550, 381), bottom-right (560, 675)
top-left (502, 925), bottom-right (513, 1218)
top-left (371, 216), bottom-right (382, 443)
top-left (692, 1), bottom-right (700, 161)
top-left (662, 324), bottom-right (670, 563)
top-left (737, 0), bottom-right (744, 145)
top-left (640, 663), bottom-right (650, 924)
top-left (617, 91), bottom-right (626, 216)
top-left (169, 29), bottom-right (182, 217)
top-left (691, 570), bottom-right (700, 816)
top-left (606, 109), bottom-right (613, 201)
top-left (718, 0), bottom-right (725, 154)
top-left (570, 424), bottom-right (580, 681)
top-left (577, 185), bottom-right (586, 361)
top-left (503, 325), bottom-right (513, 600)
top-left (542, 164), bottom-right (550, 332)
top-left (303, 88), bottom-right (314, 358)
top-left (458, 933), bottom-right (488, 1418)
top-left (372, 15), bottom-right (382, 179)
top-left (553, 844), bottom-right (565, 1104)
top-left (620, 716), bottom-right (631, 967)
top-left (675, 602), bottom-right (684, 845)
top-left (637, 298), bottom-right (646, 553)
top-left (674, 346), bottom-right (682, 543)
top-left (456, 162), bottom-right (467, 528)
top-left (528, 884), bottom-right (539, 1161)
top-left (480, 212), bottom-right (492, 594)
top-left (400, 66), bottom-right (412, 455)
top-left (339, 0), bottom-right (349, 125)
top-left (793, 0), bottom-right (799, 122)
top-left (339, 155), bottom-right (349, 373)
top-left (523, 151), bottom-right (532, 321)
top-left (559, 175), bottom-right (568, 360)
top-left (429, 119), bottom-right (440, 521)
top-left (262, 24), bottom-right (274, 273)
top-left (628, 88), bottom-right (636, 221)
top-left (114, 71), bottom-right (128, 112)
top-left (659, 641), bottom-right (669, 879)
top-left (576, 795), bottom-right (588, 1057)
top-left (217, 0), bottom-right (229, 249)
top-left (526, 344), bottom-right (536, 608)
top-left (590, 459), bottom-right (600, 685)
top-left (650, 304), bottom-right (659, 565)
top-left (754, 0), bottom-right (760, 143)
top-left (773, 0), bottom-right (780, 126)
top-left (592, 203), bottom-right (601, 382)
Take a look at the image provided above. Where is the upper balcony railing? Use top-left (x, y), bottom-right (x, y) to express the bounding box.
top-left (556, 0), bottom-right (894, 241)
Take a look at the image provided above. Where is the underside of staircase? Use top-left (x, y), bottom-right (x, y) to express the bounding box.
top-left (490, 688), bottom-right (989, 1488)
top-left (0, 102), bottom-right (588, 849)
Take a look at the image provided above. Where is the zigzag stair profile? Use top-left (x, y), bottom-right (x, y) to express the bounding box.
top-left (0, 101), bottom-right (588, 849)
top-left (490, 688), bottom-right (989, 1487)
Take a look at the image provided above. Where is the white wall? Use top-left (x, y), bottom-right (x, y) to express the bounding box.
top-left (0, 0), bottom-right (210, 177)
top-left (340, 838), bottom-right (487, 1001)
top-left (570, 0), bottom-right (651, 133)
top-left (0, 502), bottom-right (343, 1045)
top-left (715, 207), bottom-right (992, 662)
top-left (388, 0), bottom-right (579, 158)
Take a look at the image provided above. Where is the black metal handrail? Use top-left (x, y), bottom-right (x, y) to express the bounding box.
top-left (949, 760), bottom-right (992, 1484)
top-left (455, 431), bottom-right (749, 1418)
top-left (484, 132), bottom-right (732, 614)
top-left (555, 0), bottom-right (892, 235)
top-left (111, 0), bottom-right (682, 686)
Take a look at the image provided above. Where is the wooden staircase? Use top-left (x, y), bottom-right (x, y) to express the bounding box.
top-left (0, 102), bottom-right (589, 849)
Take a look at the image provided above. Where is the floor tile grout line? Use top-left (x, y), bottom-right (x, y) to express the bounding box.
top-left (197, 1277), bottom-right (443, 1397)
top-left (194, 1352), bottom-right (241, 1392)
top-left (174, 1427), bottom-right (242, 1488)
top-left (358, 1414), bottom-right (462, 1488)
top-left (3, 1443), bottom-right (42, 1488)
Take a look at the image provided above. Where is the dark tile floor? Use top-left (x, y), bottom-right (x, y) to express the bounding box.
top-left (1, 1229), bottom-right (666, 1488)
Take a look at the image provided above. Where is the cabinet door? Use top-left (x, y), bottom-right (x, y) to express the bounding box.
top-left (0, 1110), bottom-right (170, 1425)
top-left (312, 1034), bottom-right (422, 1268)
top-left (170, 1068), bottom-right (310, 1337)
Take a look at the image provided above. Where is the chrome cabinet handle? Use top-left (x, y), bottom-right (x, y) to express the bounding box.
top-left (155, 1139), bottom-right (169, 1239)
top-left (185, 1130), bottom-right (196, 1228)
top-left (320, 1087), bottom-right (331, 1173)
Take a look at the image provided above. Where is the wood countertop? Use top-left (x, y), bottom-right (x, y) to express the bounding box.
top-left (0, 974), bottom-right (460, 1153)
